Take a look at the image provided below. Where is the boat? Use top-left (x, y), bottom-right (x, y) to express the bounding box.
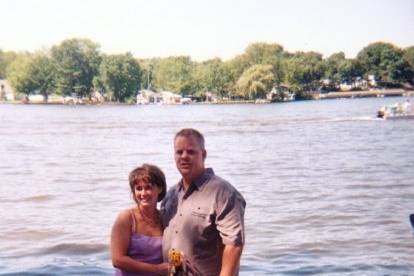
top-left (377, 111), bottom-right (414, 120)
top-left (377, 100), bottom-right (414, 120)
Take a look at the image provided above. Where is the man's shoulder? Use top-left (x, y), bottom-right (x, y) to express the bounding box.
top-left (206, 173), bottom-right (243, 198)
top-left (207, 173), bottom-right (246, 211)
top-left (161, 183), bottom-right (180, 211)
top-left (164, 183), bottom-right (180, 197)
top-left (208, 173), bottom-right (233, 189)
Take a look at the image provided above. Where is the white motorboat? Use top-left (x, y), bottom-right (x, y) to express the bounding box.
top-left (377, 100), bottom-right (414, 120)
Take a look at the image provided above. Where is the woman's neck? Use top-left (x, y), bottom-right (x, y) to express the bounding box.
top-left (138, 204), bottom-right (157, 218)
top-left (137, 204), bottom-right (160, 228)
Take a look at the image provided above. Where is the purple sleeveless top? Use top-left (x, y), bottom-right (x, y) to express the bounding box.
top-left (114, 210), bottom-right (163, 276)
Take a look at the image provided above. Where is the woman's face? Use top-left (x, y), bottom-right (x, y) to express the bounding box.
top-left (134, 180), bottom-right (160, 207)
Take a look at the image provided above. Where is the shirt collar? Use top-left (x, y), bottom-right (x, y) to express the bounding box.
top-left (179, 168), bottom-right (214, 198)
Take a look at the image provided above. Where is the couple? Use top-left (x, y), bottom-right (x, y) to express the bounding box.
top-left (111, 128), bottom-right (246, 276)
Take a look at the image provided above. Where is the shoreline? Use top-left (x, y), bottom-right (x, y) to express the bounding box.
top-left (318, 89), bottom-right (414, 99)
top-left (1, 89), bottom-right (413, 106)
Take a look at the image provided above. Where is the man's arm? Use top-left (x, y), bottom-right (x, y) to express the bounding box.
top-left (220, 244), bottom-right (243, 276)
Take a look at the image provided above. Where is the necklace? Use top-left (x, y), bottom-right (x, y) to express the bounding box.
top-left (138, 205), bottom-right (160, 228)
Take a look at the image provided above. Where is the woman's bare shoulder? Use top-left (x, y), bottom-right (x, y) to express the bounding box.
top-left (115, 208), bottom-right (135, 224)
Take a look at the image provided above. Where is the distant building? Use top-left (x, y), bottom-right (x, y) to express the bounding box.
top-left (267, 85), bottom-right (295, 102)
top-left (48, 95), bottom-right (65, 104)
top-left (368, 74), bottom-right (377, 87)
top-left (339, 82), bottom-right (353, 91)
top-left (136, 90), bottom-right (190, 105)
top-left (159, 91), bottom-right (182, 104)
top-left (89, 91), bottom-right (104, 103)
top-left (136, 90), bottom-right (162, 104)
top-left (205, 91), bottom-right (218, 103)
top-left (339, 77), bottom-right (368, 91)
top-left (28, 94), bottom-right (46, 103)
top-left (180, 97), bottom-right (192, 104)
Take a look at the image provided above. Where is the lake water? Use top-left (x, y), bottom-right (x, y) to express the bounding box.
top-left (1, 97), bottom-right (413, 275)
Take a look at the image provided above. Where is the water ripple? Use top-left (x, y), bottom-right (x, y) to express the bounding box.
top-left (1, 100), bottom-right (414, 275)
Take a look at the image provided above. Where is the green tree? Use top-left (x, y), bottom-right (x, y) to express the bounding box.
top-left (98, 53), bottom-right (141, 102)
top-left (403, 46), bottom-right (414, 84)
top-left (225, 54), bottom-right (250, 88)
top-left (139, 59), bottom-right (155, 90)
top-left (337, 59), bottom-right (363, 83)
top-left (403, 46), bottom-right (414, 68)
top-left (225, 43), bottom-right (285, 91)
top-left (152, 56), bottom-right (193, 95)
top-left (7, 52), bottom-right (55, 101)
top-left (0, 50), bottom-right (18, 79)
top-left (51, 38), bottom-right (101, 97)
top-left (324, 52), bottom-right (346, 83)
top-left (284, 51), bottom-right (325, 95)
top-left (244, 42), bottom-right (285, 84)
top-left (323, 52), bottom-right (363, 86)
top-left (192, 58), bottom-right (231, 98)
top-left (357, 42), bottom-right (412, 83)
top-left (7, 54), bottom-right (37, 96)
top-left (235, 64), bottom-right (275, 99)
top-left (30, 52), bottom-right (55, 101)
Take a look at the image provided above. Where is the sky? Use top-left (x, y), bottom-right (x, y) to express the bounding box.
top-left (1, 0), bottom-right (413, 61)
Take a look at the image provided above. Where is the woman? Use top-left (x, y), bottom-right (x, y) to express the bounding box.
top-left (111, 164), bottom-right (169, 275)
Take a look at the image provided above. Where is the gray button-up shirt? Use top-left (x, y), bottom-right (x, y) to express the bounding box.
top-left (161, 168), bottom-right (246, 276)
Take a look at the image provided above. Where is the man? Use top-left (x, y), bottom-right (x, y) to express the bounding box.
top-left (161, 128), bottom-right (246, 276)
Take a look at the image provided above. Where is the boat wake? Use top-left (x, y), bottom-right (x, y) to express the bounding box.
top-left (274, 116), bottom-right (382, 124)
top-left (322, 116), bottom-right (382, 123)
top-left (221, 116), bottom-right (384, 128)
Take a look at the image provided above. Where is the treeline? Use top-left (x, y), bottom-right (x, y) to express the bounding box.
top-left (0, 38), bottom-right (413, 102)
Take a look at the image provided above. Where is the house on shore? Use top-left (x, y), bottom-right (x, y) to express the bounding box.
top-left (339, 77), bottom-right (368, 91)
top-left (136, 90), bottom-right (184, 104)
top-left (267, 85), bottom-right (295, 102)
top-left (136, 90), bottom-right (163, 104)
top-left (159, 91), bottom-right (182, 104)
top-left (205, 91), bottom-right (218, 103)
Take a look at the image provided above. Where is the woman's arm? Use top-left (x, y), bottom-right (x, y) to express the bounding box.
top-left (111, 210), bottom-right (169, 275)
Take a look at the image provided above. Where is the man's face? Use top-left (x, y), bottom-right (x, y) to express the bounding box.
top-left (174, 135), bottom-right (206, 183)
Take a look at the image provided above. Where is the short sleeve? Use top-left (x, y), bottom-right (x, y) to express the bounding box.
top-left (215, 186), bottom-right (246, 246)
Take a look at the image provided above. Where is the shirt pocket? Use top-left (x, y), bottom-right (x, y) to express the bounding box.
top-left (189, 205), bottom-right (215, 237)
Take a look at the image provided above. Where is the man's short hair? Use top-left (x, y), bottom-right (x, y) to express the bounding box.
top-left (174, 128), bottom-right (205, 150)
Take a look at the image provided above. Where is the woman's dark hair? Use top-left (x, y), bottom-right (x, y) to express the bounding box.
top-left (128, 164), bottom-right (167, 202)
